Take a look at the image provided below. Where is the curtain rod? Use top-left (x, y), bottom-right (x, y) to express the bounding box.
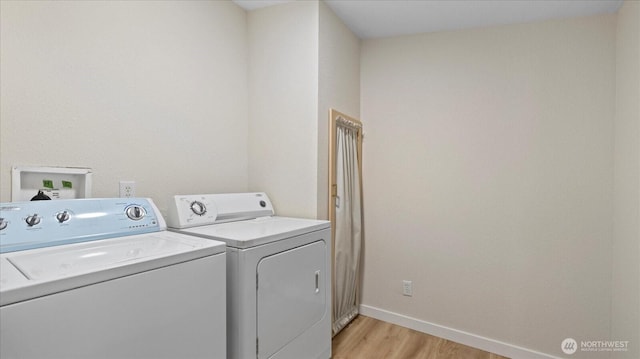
top-left (336, 116), bottom-right (362, 130)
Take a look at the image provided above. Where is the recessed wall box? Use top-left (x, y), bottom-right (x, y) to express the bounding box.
top-left (11, 166), bottom-right (92, 201)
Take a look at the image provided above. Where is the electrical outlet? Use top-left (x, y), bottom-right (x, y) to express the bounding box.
top-left (119, 181), bottom-right (136, 198)
top-left (403, 280), bottom-right (413, 297)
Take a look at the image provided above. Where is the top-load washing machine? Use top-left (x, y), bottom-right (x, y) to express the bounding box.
top-left (167, 192), bottom-right (331, 359)
top-left (0, 198), bottom-right (226, 359)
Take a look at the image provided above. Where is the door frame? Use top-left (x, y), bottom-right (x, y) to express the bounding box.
top-left (328, 108), bottom-right (363, 335)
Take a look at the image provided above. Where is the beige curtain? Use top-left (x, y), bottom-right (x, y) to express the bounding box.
top-left (332, 119), bottom-right (362, 335)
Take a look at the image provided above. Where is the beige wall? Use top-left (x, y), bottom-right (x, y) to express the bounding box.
top-left (360, 14), bottom-right (616, 358)
top-left (248, 1), bottom-right (360, 220)
top-left (0, 0), bottom-right (359, 221)
top-left (2, 0), bottom-right (633, 356)
top-left (247, 1), bottom-right (319, 218)
top-left (318, 1), bottom-right (361, 220)
top-left (0, 0), bottom-right (249, 212)
top-left (612, 1), bottom-right (640, 358)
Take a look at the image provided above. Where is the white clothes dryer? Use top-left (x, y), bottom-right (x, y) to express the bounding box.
top-left (167, 193), bottom-right (331, 359)
top-left (0, 198), bottom-right (226, 359)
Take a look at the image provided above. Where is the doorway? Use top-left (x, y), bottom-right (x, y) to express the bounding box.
top-left (328, 109), bottom-right (364, 336)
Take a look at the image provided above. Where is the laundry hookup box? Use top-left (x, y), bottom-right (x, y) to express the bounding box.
top-left (11, 166), bottom-right (92, 201)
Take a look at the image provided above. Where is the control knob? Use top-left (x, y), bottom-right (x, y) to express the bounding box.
top-left (26, 214), bottom-right (41, 227)
top-left (125, 206), bottom-right (146, 221)
top-left (190, 201), bottom-right (207, 216)
top-left (56, 211), bottom-right (70, 223)
top-left (0, 218), bottom-right (7, 231)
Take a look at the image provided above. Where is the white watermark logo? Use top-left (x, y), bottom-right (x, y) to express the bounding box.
top-left (561, 338), bottom-right (629, 355)
top-left (562, 338), bottom-right (578, 354)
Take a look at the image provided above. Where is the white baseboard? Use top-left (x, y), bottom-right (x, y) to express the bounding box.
top-left (359, 304), bottom-right (560, 359)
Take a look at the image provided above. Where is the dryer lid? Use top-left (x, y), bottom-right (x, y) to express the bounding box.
top-left (173, 216), bottom-right (330, 249)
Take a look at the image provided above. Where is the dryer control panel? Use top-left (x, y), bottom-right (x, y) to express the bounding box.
top-left (167, 192), bottom-right (274, 229)
top-left (0, 198), bottom-right (166, 253)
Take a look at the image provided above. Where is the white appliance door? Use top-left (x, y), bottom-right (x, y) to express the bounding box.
top-left (0, 255), bottom-right (226, 359)
top-left (257, 240), bottom-right (326, 359)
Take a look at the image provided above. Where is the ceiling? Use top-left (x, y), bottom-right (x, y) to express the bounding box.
top-left (232, 0), bottom-right (623, 39)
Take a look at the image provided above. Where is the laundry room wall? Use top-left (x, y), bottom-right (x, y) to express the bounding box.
top-left (0, 0), bottom-right (249, 211)
top-left (612, 1), bottom-right (640, 357)
top-left (360, 14), bottom-right (616, 358)
top-left (247, 0), bottom-right (359, 220)
top-left (318, 1), bottom-right (361, 220)
top-left (247, 1), bottom-right (319, 219)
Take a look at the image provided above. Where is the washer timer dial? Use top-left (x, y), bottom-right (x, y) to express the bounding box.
top-left (125, 205), bottom-right (146, 221)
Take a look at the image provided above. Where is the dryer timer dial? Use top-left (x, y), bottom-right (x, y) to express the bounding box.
top-left (190, 201), bottom-right (207, 216)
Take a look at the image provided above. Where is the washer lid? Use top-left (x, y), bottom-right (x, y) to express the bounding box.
top-left (174, 216), bottom-right (330, 249)
top-left (0, 231), bottom-right (225, 306)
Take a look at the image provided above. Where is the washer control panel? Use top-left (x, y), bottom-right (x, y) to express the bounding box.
top-left (0, 198), bottom-right (165, 253)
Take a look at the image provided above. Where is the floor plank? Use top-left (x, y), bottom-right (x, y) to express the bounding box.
top-left (332, 315), bottom-right (510, 359)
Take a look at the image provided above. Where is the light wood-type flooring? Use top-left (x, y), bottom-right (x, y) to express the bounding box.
top-left (332, 315), bottom-right (509, 359)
